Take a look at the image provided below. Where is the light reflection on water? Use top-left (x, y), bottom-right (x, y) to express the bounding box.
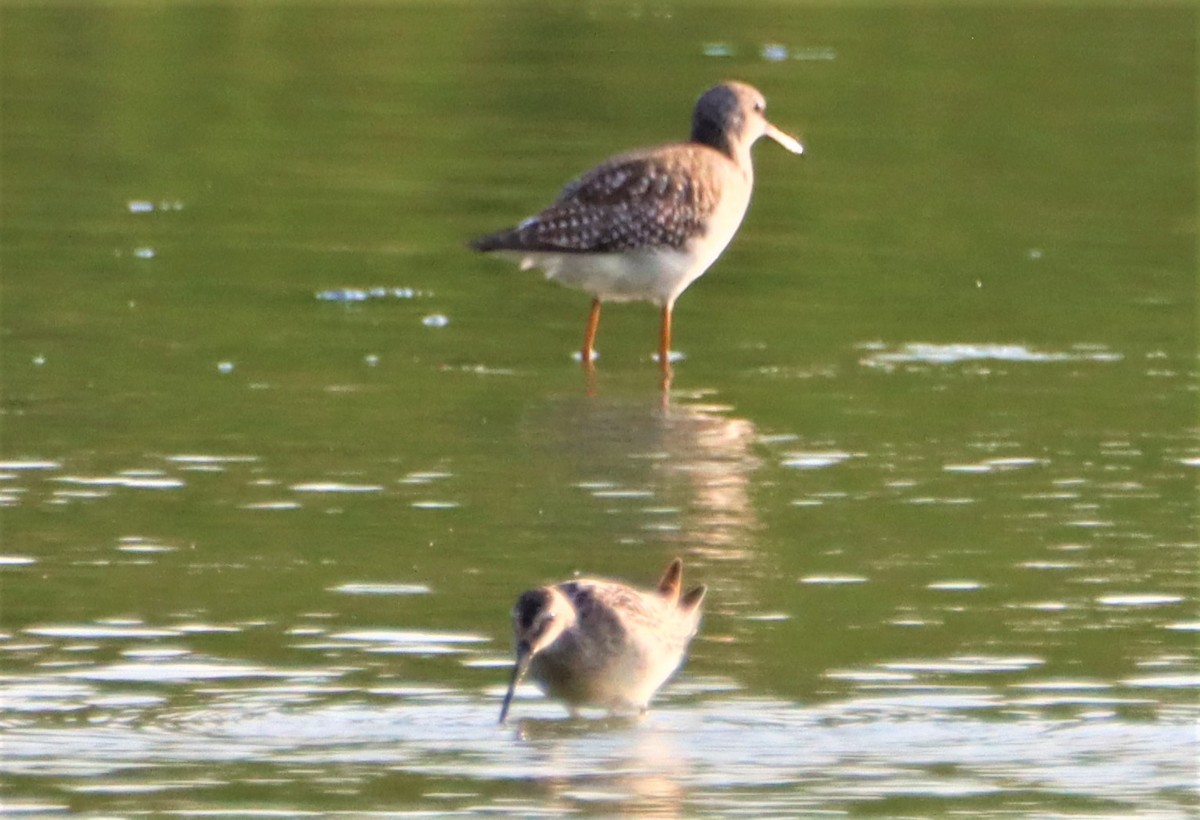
top-left (2, 369), bottom-right (1195, 811)
top-left (857, 341), bottom-right (1125, 371)
top-left (3, 1), bottom-right (1196, 811)
top-left (4, 565), bottom-right (1197, 813)
top-left (2, 680), bottom-right (1193, 815)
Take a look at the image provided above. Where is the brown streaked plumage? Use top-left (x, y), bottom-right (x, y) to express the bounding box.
top-left (469, 81), bottom-right (803, 369)
top-left (498, 558), bottom-right (706, 723)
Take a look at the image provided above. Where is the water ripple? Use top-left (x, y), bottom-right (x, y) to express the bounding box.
top-left (3, 694), bottom-right (1190, 813)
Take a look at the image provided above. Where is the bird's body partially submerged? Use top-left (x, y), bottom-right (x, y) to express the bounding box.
top-left (499, 558), bottom-right (706, 722)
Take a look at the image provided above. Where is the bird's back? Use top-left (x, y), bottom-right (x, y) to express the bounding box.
top-left (468, 143), bottom-right (737, 256)
top-left (526, 577), bottom-right (700, 711)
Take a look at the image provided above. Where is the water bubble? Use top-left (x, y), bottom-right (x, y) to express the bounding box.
top-left (411, 500), bottom-right (459, 509)
top-left (329, 582), bottom-right (431, 596)
top-left (792, 47), bottom-right (837, 61)
top-left (128, 199), bottom-right (184, 213)
top-left (928, 580), bottom-right (985, 591)
top-left (783, 451), bottom-right (853, 470)
top-left (800, 575), bottom-right (868, 585)
top-left (315, 287), bottom-right (421, 302)
top-left (217, 361), bottom-right (235, 374)
top-left (0, 460), bottom-right (60, 470)
top-left (133, 247), bottom-right (156, 259)
top-left (1096, 593), bottom-right (1183, 607)
top-left (290, 482), bottom-right (383, 494)
top-left (315, 289), bottom-right (368, 302)
top-left (422, 314), bottom-right (449, 328)
top-left (761, 43), bottom-right (789, 62)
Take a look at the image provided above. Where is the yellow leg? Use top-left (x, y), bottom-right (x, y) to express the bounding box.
top-left (658, 303), bottom-right (672, 365)
top-left (582, 298), bottom-right (601, 363)
top-left (657, 303), bottom-right (674, 395)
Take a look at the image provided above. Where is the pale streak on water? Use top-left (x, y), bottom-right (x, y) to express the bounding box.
top-left (0, 674), bottom-right (1193, 816)
top-left (2, 356), bottom-right (1196, 815)
top-left (2, 4), bottom-right (1196, 813)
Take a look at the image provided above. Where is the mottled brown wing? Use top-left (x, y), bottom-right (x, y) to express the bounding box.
top-left (476, 146), bottom-right (722, 254)
top-left (561, 581), bottom-right (640, 645)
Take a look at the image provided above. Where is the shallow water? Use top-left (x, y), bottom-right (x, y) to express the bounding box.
top-left (2, 2), bottom-right (1197, 816)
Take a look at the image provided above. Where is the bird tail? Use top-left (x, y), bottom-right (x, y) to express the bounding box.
top-left (466, 228), bottom-right (518, 253)
top-left (657, 558), bottom-right (684, 606)
top-left (679, 584), bottom-right (706, 616)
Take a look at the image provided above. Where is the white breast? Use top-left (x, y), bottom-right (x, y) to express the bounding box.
top-left (517, 168), bottom-right (753, 309)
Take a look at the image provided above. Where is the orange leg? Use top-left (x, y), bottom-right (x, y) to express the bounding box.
top-left (657, 303), bottom-right (674, 395)
top-left (581, 298), bottom-right (602, 364)
top-left (658, 303), bottom-right (673, 366)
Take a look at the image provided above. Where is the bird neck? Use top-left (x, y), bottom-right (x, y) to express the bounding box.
top-left (690, 121), bottom-right (737, 161)
top-left (691, 116), bottom-right (744, 160)
top-left (690, 128), bottom-right (755, 179)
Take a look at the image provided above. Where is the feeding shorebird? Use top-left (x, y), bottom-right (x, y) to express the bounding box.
top-left (468, 81), bottom-right (803, 370)
top-left (498, 558), bottom-right (706, 723)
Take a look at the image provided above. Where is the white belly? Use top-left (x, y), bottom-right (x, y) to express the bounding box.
top-left (523, 247), bottom-right (698, 305)
top-left (511, 180), bottom-right (752, 307)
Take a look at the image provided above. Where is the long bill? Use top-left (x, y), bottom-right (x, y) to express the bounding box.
top-left (498, 651), bottom-right (531, 724)
top-left (765, 122), bottom-right (804, 155)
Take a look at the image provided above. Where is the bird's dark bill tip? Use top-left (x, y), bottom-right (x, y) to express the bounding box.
top-left (498, 658), bottom-right (526, 724)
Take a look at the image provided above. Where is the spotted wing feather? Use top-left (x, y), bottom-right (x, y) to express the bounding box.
top-left (469, 145), bottom-right (722, 254)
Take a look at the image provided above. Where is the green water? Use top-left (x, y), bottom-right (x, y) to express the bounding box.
top-left (2, 3), bottom-right (1196, 816)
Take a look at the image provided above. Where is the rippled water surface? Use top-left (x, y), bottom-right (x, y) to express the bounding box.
top-left (2, 2), bottom-right (1196, 816)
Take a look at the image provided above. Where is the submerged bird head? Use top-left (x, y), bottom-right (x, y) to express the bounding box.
top-left (690, 81), bottom-right (804, 162)
top-left (498, 586), bottom-right (576, 724)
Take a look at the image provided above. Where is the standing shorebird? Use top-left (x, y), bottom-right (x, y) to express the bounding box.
top-left (468, 81), bottom-right (803, 370)
top-left (498, 558), bottom-right (706, 723)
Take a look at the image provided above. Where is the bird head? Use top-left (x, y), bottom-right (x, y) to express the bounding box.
top-left (691, 81), bottom-right (804, 160)
top-left (498, 586), bottom-right (576, 723)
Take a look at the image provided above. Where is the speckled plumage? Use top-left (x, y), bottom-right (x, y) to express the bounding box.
top-left (499, 558), bottom-right (706, 722)
top-left (469, 81), bottom-right (803, 366)
top-left (472, 145), bottom-right (722, 254)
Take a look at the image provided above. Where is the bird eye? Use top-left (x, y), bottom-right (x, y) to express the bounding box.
top-left (754, 100), bottom-right (766, 113)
